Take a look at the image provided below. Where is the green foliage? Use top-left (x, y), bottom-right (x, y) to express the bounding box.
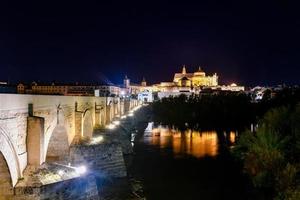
top-left (290, 104), bottom-right (300, 161)
top-left (234, 127), bottom-right (286, 188)
top-left (232, 129), bottom-right (255, 159)
top-left (275, 163), bottom-right (298, 200)
top-left (234, 104), bottom-right (300, 199)
top-left (261, 106), bottom-right (291, 136)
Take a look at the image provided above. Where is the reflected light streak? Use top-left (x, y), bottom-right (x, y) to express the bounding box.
top-left (229, 131), bottom-right (236, 143)
top-left (147, 126), bottom-right (221, 158)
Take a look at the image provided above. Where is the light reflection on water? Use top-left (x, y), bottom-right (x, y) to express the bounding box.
top-left (143, 124), bottom-right (236, 158)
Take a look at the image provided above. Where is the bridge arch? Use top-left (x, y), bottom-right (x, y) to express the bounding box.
top-left (0, 152), bottom-right (14, 199)
top-left (106, 100), bottom-right (113, 124)
top-left (45, 110), bottom-right (70, 162)
top-left (0, 128), bottom-right (21, 187)
top-left (83, 109), bottom-right (93, 138)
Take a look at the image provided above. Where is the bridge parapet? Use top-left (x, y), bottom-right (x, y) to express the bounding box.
top-left (0, 94), bottom-right (141, 198)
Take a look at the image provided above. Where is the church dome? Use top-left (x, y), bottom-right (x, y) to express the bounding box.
top-left (194, 67), bottom-right (206, 76)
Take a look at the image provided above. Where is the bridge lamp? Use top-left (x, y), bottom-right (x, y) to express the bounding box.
top-left (58, 170), bottom-right (64, 176)
top-left (76, 166), bottom-right (87, 175)
top-left (107, 123), bottom-right (116, 129)
top-left (91, 135), bottom-right (104, 144)
top-left (113, 120), bottom-right (120, 125)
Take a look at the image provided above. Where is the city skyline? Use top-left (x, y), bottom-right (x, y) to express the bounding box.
top-left (0, 1), bottom-right (300, 86)
top-left (0, 2), bottom-right (300, 199)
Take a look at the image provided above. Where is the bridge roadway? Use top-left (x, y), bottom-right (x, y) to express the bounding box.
top-left (0, 94), bottom-right (140, 199)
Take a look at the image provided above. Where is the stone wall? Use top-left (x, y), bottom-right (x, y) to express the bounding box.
top-left (0, 93), bottom-right (141, 199)
top-left (0, 152), bottom-right (13, 200)
top-left (0, 94), bottom-right (120, 187)
top-left (46, 124), bottom-right (69, 161)
top-left (70, 140), bottom-right (127, 178)
top-left (15, 174), bottom-right (99, 200)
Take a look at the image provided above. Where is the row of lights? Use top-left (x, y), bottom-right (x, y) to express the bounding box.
top-left (56, 105), bottom-right (143, 177)
top-left (106, 105), bottom-right (141, 130)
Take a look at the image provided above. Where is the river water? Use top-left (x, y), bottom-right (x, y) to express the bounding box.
top-left (129, 123), bottom-right (259, 200)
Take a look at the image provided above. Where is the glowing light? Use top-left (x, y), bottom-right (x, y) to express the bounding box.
top-left (121, 115), bottom-right (127, 119)
top-left (131, 133), bottom-right (136, 141)
top-left (128, 113), bottom-right (134, 117)
top-left (58, 170), bottom-right (64, 176)
top-left (76, 166), bottom-right (87, 175)
top-left (107, 124), bottom-right (116, 129)
top-left (230, 83), bottom-right (237, 87)
top-left (113, 120), bottom-right (120, 125)
top-left (229, 131), bottom-right (236, 143)
top-left (91, 135), bottom-right (104, 144)
top-left (149, 127), bottom-right (219, 158)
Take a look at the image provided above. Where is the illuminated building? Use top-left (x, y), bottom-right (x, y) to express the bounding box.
top-left (123, 76), bottom-right (152, 95)
top-left (124, 65), bottom-right (244, 100)
top-left (173, 66), bottom-right (218, 87)
top-left (17, 82), bottom-right (68, 95)
top-left (124, 65), bottom-right (244, 101)
top-left (206, 83), bottom-right (245, 92)
top-left (94, 85), bottom-right (120, 97)
top-left (138, 90), bottom-right (153, 102)
top-left (17, 82), bottom-right (121, 96)
top-left (150, 66), bottom-right (219, 94)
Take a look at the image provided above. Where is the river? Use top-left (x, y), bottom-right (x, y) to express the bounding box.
top-left (129, 123), bottom-right (260, 200)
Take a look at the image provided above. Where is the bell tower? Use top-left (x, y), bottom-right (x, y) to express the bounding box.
top-left (141, 77), bottom-right (147, 87)
top-left (123, 75), bottom-right (130, 88)
top-left (182, 65), bottom-right (187, 74)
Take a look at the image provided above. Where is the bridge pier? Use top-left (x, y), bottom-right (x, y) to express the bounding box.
top-left (100, 107), bottom-right (105, 127)
top-left (94, 103), bottom-right (103, 127)
top-left (124, 99), bottom-right (130, 114)
top-left (27, 116), bottom-right (45, 166)
top-left (120, 99), bottom-right (125, 116)
top-left (75, 111), bottom-right (84, 139)
top-left (0, 94), bottom-right (144, 199)
top-left (0, 153), bottom-right (14, 199)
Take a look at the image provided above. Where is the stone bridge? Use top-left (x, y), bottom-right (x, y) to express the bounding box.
top-left (0, 94), bottom-right (139, 199)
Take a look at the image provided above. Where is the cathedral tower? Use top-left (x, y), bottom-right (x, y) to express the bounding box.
top-left (182, 65), bottom-right (187, 74)
top-left (141, 77), bottom-right (147, 86)
top-left (123, 75), bottom-right (130, 88)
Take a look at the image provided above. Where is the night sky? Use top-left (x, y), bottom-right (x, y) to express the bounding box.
top-left (0, 1), bottom-right (299, 86)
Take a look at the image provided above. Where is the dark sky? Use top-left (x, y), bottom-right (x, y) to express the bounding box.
top-left (0, 1), bottom-right (299, 86)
